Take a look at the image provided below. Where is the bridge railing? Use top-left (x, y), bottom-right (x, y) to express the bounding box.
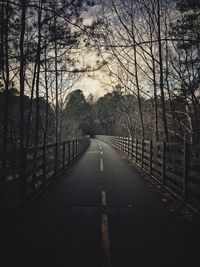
top-left (96, 135), bottom-right (200, 213)
top-left (0, 137), bottom-right (90, 212)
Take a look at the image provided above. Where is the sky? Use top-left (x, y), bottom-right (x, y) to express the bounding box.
top-left (75, 76), bottom-right (107, 98)
top-left (69, 1), bottom-right (112, 98)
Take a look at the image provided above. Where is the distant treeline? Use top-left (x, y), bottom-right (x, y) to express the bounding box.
top-left (1, 87), bottom-right (199, 152)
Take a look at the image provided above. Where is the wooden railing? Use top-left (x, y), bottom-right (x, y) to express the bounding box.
top-left (0, 137), bottom-right (90, 212)
top-left (96, 135), bottom-right (200, 213)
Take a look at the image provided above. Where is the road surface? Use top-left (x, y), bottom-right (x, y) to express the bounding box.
top-left (1, 138), bottom-right (199, 267)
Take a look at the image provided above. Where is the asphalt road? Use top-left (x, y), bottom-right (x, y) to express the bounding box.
top-left (1, 138), bottom-right (199, 267)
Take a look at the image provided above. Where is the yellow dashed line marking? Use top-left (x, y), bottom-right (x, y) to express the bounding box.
top-left (101, 214), bottom-right (112, 267)
top-left (100, 158), bottom-right (104, 172)
top-left (101, 191), bottom-right (107, 206)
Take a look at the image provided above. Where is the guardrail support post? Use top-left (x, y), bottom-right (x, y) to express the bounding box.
top-left (20, 149), bottom-right (27, 202)
top-left (42, 145), bottom-right (46, 187)
top-left (120, 137), bottom-right (122, 151)
top-left (68, 141), bottom-right (71, 164)
top-left (131, 138), bottom-right (134, 160)
top-left (72, 140), bottom-right (75, 160)
top-left (183, 143), bottom-right (189, 203)
top-left (62, 142), bottom-right (65, 169)
top-left (141, 139), bottom-right (144, 167)
top-left (77, 139), bottom-right (79, 156)
top-left (76, 139), bottom-right (78, 158)
top-left (1, 157), bottom-right (6, 203)
top-left (54, 143), bottom-right (58, 177)
top-left (128, 137), bottom-right (130, 158)
top-left (162, 142), bottom-right (166, 185)
top-left (136, 138), bottom-right (138, 163)
top-left (149, 140), bottom-right (152, 176)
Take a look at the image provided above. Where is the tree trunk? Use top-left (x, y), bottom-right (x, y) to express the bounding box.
top-left (19, 0), bottom-right (26, 198)
top-left (54, 16), bottom-right (59, 176)
top-left (3, 0), bottom-right (9, 154)
top-left (34, 1), bottom-right (42, 149)
top-left (157, 0), bottom-right (168, 141)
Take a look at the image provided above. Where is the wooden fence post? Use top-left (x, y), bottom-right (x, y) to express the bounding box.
top-left (136, 138), bottom-right (138, 163)
top-left (127, 138), bottom-right (129, 156)
top-left (1, 156), bottom-right (6, 202)
top-left (62, 142), bottom-right (65, 169)
top-left (20, 148), bottom-right (27, 202)
top-left (72, 140), bottom-right (75, 160)
top-left (79, 139), bottom-right (82, 155)
top-left (54, 143), bottom-right (58, 177)
top-left (68, 141), bottom-right (71, 164)
top-left (76, 139), bottom-right (78, 158)
top-left (183, 143), bottom-right (189, 203)
top-left (75, 139), bottom-right (77, 158)
top-left (128, 137), bottom-right (130, 158)
top-left (162, 142), bottom-right (166, 185)
top-left (77, 139), bottom-right (79, 156)
top-left (126, 137), bottom-right (127, 154)
top-left (149, 140), bottom-right (152, 176)
top-left (141, 139), bottom-right (144, 167)
top-left (42, 145), bottom-right (46, 187)
top-left (131, 138), bottom-right (134, 160)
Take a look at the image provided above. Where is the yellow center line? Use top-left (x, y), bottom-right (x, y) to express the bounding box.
top-left (101, 191), bottom-right (107, 206)
top-left (101, 214), bottom-right (112, 267)
top-left (100, 158), bottom-right (104, 172)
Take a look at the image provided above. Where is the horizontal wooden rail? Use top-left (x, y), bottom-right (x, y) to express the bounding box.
top-left (0, 137), bottom-right (90, 212)
top-left (96, 135), bottom-right (200, 213)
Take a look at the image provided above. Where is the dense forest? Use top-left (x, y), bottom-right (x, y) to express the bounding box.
top-left (0, 0), bottom-right (200, 154)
